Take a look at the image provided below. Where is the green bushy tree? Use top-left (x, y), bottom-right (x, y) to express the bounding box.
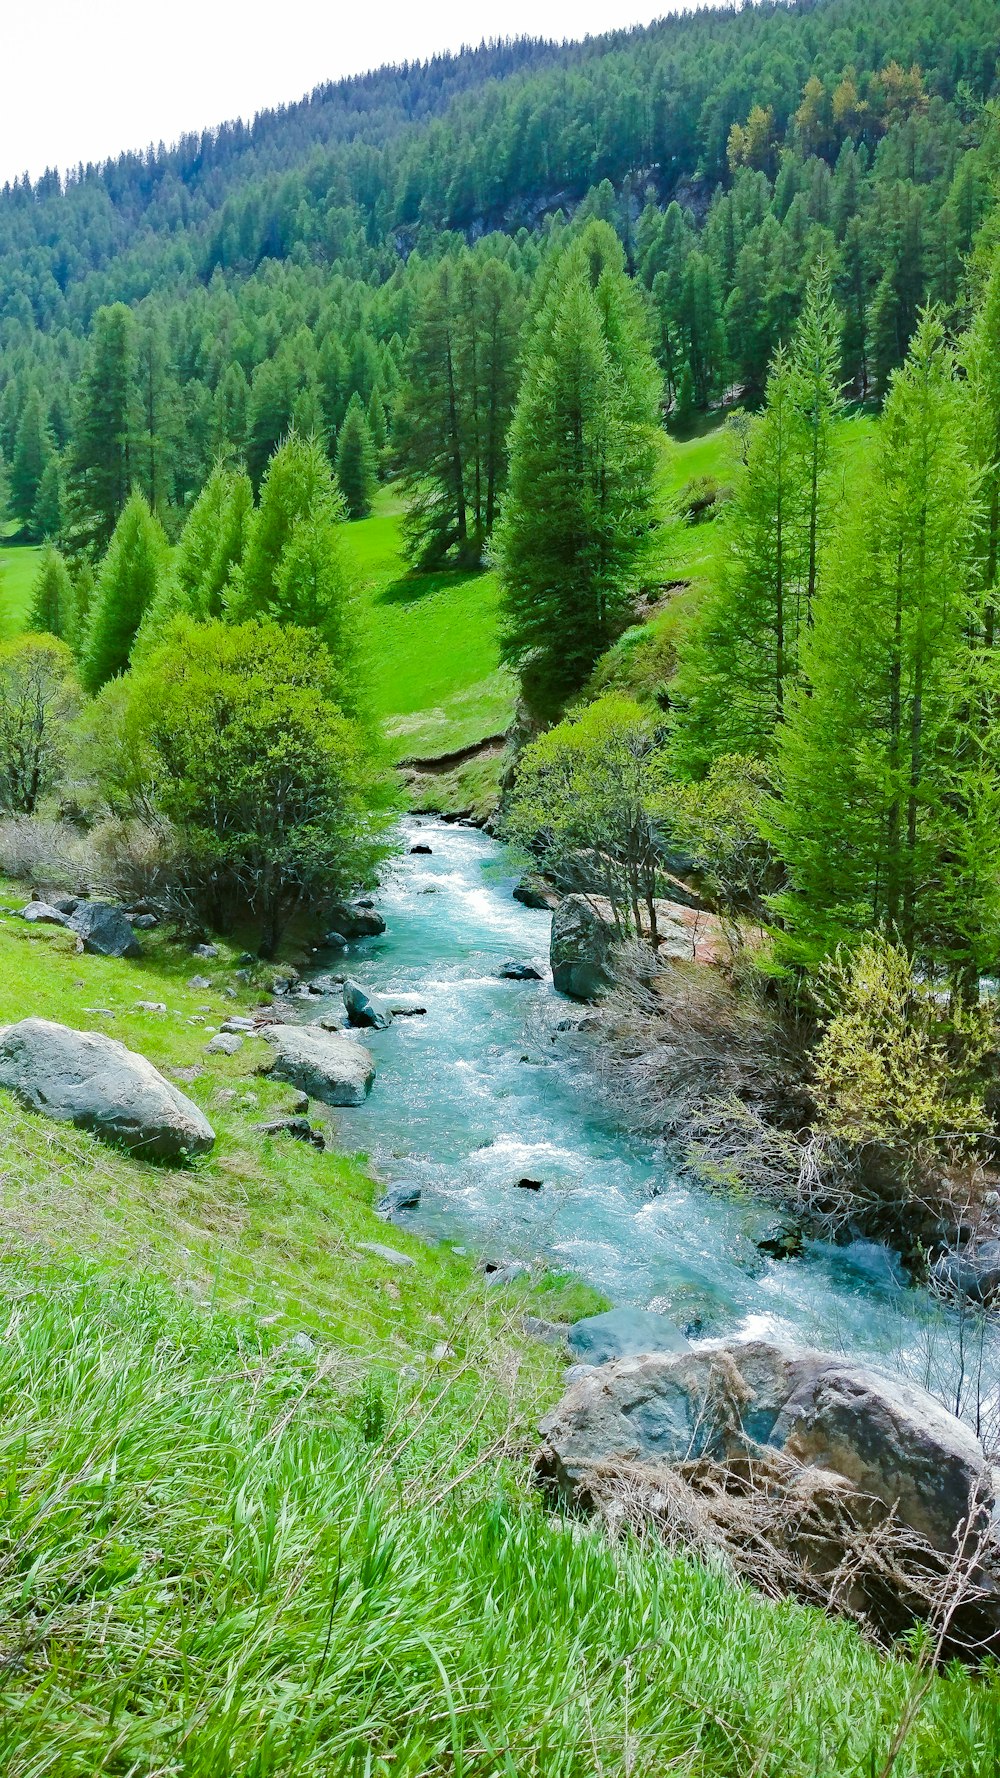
top-left (28, 544), bottom-right (73, 639)
top-left (335, 397), bottom-right (378, 519)
top-left (81, 491), bottom-right (171, 692)
top-left (0, 633), bottom-right (80, 814)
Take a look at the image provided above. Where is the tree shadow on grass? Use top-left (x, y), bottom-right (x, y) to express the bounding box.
top-left (374, 567), bottom-right (487, 608)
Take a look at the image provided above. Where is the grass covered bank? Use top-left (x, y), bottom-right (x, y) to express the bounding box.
top-left (0, 897), bottom-right (998, 1770)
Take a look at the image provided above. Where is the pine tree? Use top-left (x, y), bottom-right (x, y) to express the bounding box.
top-left (176, 460), bottom-right (254, 619)
top-left (81, 491), bottom-right (171, 691)
top-left (495, 222), bottom-right (662, 714)
top-left (366, 388), bottom-right (388, 473)
top-left (231, 432), bottom-right (345, 616)
top-left (10, 391), bottom-right (51, 537)
top-left (770, 309), bottom-right (996, 980)
top-left (28, 544), bottom-right (73, 638)
top-left (335, 397), bottom-right (378, 519)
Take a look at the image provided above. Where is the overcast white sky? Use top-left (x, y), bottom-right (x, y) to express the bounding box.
top-left (1, 1), bottom-right (704, 186)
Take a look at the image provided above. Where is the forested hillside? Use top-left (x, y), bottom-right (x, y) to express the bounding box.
top-left (0, 0), bottom-right (998, 548)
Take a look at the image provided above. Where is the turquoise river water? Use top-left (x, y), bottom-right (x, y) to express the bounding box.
top-left (315, 816), bottom-right (999, 1416)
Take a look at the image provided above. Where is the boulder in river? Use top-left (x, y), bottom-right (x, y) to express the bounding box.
top-left (343, 978), bottom-right (394, 1030)
top-left (540, 1339), bottom-right (991, 1555)
top-left (0, 1017), bottom-right (215, 1161)
top-left (69, 901), bottom-right (141, 958)
top-left (259, 1024), bottom-right (375, 1106)
top-left (550, 895), bottom-right (614, 1000)
top-left (326, 901), bottom-right (386, 940)
top-left (377, 1181), bottom-right (422, 1216)
top-left (932, 1239), bottom-right (1000, 1305)
top-left (497, 960), bottom-right (544, 981)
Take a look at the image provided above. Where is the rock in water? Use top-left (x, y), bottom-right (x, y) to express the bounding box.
top-left (513, 876), bottom-right (556, 910)
top-left (0, 1017), bottom-right (215, 1161)
top-left (567, 1308), bottom-right (689, 1366)
top-left (377, 1181), bottom-right (422, 1215)
top-left (540, 1340), bottom-right (991, 1553)
top-left (343, 978), bottom-right (394, 1030)
top-left (497, 960), bottom-right (544, 981)
top-left (549, 895), bottom-right (614, 1000)
top-left (70, 902), bottom-right (141, 958)
top-left (326, 901), bottom-right (386, 939)
top-left (932, 1239), bottom-right (1000, 1305)
top-left (259, 1024), bottom-right (375, 1106)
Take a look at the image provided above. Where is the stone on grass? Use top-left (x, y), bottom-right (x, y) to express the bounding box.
top-left (206, 1031), bottom-right (243, 1055)
top-left (70, 902), bottom-right (141, 958)
top-left (18, 902), bottom-right (72, 927)
top-left (192, 942), bottom-right (219, 959)
top-left (0, 1017), bottom-right (215, 1162)
top-left (358, 1240), bottom-right (415, 1267)
top-left (259, 1024), bottom-right (375, 1106)
top-left (254, 1115), bottom-right (325, 1150)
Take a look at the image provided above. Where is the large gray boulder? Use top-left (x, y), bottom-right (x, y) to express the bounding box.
top-left (70, 902), bottom-right (141, 958)
top-left (0, 1017), bottom-right (215, 1161)
top-left (343, 978), bottom-right (393, 1030)
top-left (540, 1339), bottom-right (991, 1554)
top-left (259, 1024), bottom-right (375, 1106)
top-left (567, 1308), bottom-right (689, 1367)
top-left (550, 895), bottom-right (614, 1000)
top-left (17, 902), bottom-right (72, 928)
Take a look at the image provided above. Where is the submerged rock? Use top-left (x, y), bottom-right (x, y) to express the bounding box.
top-left (567, 1308), bottom-right (689, 1366)
top-left (497, 960), bottom-right (544, 981)
top-left (540, 1339), bottom-right (991, 1555)
top-left (0, 1017), bottom-right (215, 1161)
top-left (259, 1024), bottom-right (375, 1106)
top-left (377, 1181), bottom-right (422, 1216)
top-left (550, 895), bottom-right (614, 1000)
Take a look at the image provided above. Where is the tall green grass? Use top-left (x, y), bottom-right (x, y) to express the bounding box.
top-left (2, 1264), bottom-right (998, 1776)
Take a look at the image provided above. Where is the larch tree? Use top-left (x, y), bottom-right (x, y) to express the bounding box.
top-left (335, 396), bottom-right (378, 519)
top-left (963, 247), bottom-right (1000, 646)
top-left (28, 544), bottom-right (74, 639)
top-left (495, 221), bottom-right (662, 715)
top-left (10, 390), bottom-right (51, 538)
top-left (769, 308), bottom-right (1000, 983)
top-left (81, 491), bottom-right (172, 692)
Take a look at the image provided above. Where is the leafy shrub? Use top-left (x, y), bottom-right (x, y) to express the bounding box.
top-left (0, 633), bottom-right (80, 815)
top-left (812, 939), bottom-right (992, 1157)
top-left (670, 753), bottom-right (778, 918)
top-left (97, 617), bottom-right (392, 954)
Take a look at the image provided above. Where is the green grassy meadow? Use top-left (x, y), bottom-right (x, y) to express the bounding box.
top-left (0, 538), bottom-right (43, 635)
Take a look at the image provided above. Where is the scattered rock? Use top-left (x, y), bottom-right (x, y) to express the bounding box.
top-left (188, 974), bottom-right (212, 991)
top-left (540, 1340), bottom-right (992, 1554)
top-left (311, 1007), bottom-right (349, 1032)
top-left (254, 1115), bottom-right (325, 1150)
top-left (50, 895), bottom-right (79, 915)
top-left (135, 1001), bottom-right (167, 1013)
top-left (322, 931), bottom-right (349, 949)
top-left (259, 1024), bottom-right (376, 1106)
top-left (131, 913), bottom-right (159, 930)
top-left (0, 1017), bottom-right (215, 1161)
top-left (358, 1240), bottom-right (415, 1267)
top-left (343, 978), bottom-right (394, 1030)
top-left (550, 895), bottom-right (614, 1000)
top-left (326, 901), bottom-right (386, 940)
top-left (17, 902), bottom-right (72, 927)
top-left (206, 1032), bottom-right (243, 1056)
top-left (515, 1175), bottom-right (544, 1192)
top-left (567, 1308), bottom-right (689, 1366)
top-left (308, 974), bottom-right (343, 995)
top-left (191, 942), bottom-right (218, 959)
top-left (69, 902), bottom-right (141, 959)
top-left (288, 1331), bottom-right (316, 1355)
top-left (523, 1315), bottom-right (570, 1347)
top-left (513, 876), bottom-right (557, 910)
top-left (410, 843), bottom-right (433, 855)
top-left (377, 1181), bottom-right (422, 1216)
top-left (484, 1262), bottom-right (531, 1287)
top-left (387, 995), bottom-right (427, 1016)
top-left (497, 960), bottom-right (544, 981)
top-left (221, 1016), bottom-right (256, 1033)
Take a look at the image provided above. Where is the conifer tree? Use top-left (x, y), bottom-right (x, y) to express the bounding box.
top-left (496, 222), bottom-right (661, 714)
top-left (28, 544), bottom-right (73, 638)
top-left (672, 264), bottom-right (842, 773)
top-left (366, 388), bottom-right (388, 473)
top-left (64, 304), bottom-right (138, 557)
top-left (10, 391), bottom-right (51, 537)
top-left (964, 248), bottom-right (1000, 645)
top-left (81, 491), bottom-right (171, 691)
top-left (32, 456), bottom-right (62, 541)
top-left (176, 460), bottom-right (254, 619)
top-left (770, 309), bottom-right (997, 980)
top-left (335, 397), bottom-right (378, 519)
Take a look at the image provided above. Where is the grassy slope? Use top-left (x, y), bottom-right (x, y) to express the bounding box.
top-left (0, 538), bottom-right (43, 635)
top-left (351, 489), bottom-right (516, 764)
